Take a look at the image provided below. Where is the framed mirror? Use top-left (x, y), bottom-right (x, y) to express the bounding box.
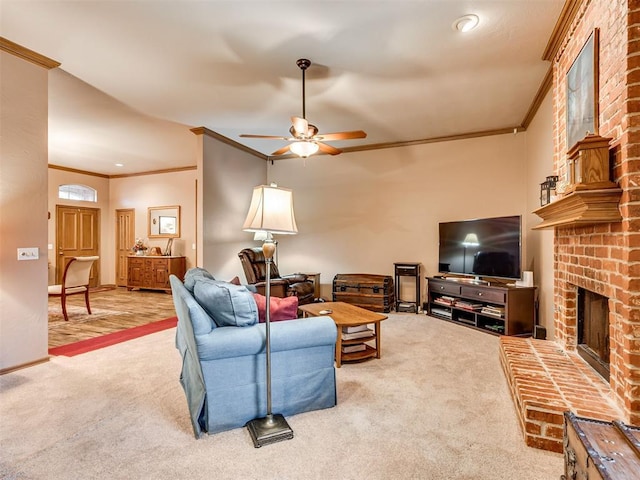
top-left (148, 205), bottom-right (180, 238)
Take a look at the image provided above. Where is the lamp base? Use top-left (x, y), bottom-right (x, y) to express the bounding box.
top-left (246, 413), bottom-right (294, 448)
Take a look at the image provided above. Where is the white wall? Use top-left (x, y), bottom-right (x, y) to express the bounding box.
top-left (110, 169), bottom-right (198, 274)
top-left (200, 134), bottom-right (267, 280)
top-left (523, 91), bottom-right (555, 339)
top-left (269, 132), bottom-right (528, 302)
top-left (0, 51), bottom-right (50, 371)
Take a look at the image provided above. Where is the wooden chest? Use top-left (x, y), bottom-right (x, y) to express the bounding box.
top-left (562, 412), bottom-right (640, 480)
top-left (332, 274), bottom-right (395, 313)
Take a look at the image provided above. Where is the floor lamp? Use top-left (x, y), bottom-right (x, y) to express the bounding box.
top-left (254, 230), bottom-right (278, 265)
top-left (242, 184), bottom-right (298, 447)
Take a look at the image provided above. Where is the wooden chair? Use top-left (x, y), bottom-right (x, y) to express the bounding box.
top-left (48, 256), bottom-right (99, 321)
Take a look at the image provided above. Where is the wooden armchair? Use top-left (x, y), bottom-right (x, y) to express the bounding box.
top-left (48, 256), bottom-right (99, 321)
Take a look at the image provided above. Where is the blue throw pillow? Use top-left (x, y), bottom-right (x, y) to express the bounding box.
top-left (193, 278), bottom-right (258, 327)
top-left (183, 267), bottom-right (215, 292)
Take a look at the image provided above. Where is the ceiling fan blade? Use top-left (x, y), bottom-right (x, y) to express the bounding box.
top-left (316, 130), bottom-right (367, 141)
top-left (317, 142), bottom-right (342, 155)
top-left (271, 144), bottom-right (292, 156)
top-left (291, 116), bottom-right (309, 136)
top-left (239, 134), bottom-right (289, 140)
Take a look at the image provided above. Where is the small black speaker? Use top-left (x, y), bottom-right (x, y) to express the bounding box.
top-left (534, 325), bottom-right (547, 340)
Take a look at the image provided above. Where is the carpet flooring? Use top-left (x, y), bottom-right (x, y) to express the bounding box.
top-left (48, 287), bottom-right (177, 348)
top-left (1, 313), bottom-right (564, 479)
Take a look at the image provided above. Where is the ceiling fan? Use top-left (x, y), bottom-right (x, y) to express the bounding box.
top-left (240, 58), bottom-right (367, 158)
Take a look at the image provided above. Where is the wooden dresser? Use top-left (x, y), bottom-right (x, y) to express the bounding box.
top-left (127, 255), bottom-right (186, 293)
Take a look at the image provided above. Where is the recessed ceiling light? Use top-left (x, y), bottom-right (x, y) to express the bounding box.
top-left (115, 163), bottom-right (124, 167)
top-left (453, 14), bottom-right (479, 33)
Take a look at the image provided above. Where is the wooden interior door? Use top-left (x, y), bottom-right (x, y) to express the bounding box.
top-left (56, 205), bottom-right (100, 287)
top-left (115, 208), bottom-right (135, 287)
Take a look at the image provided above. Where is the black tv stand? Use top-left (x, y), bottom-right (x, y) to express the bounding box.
top-left (426, 276), bottom-right (535, 336)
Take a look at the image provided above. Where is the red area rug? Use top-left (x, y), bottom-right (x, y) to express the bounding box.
top-left (48, 317), bottom-right (177, 357)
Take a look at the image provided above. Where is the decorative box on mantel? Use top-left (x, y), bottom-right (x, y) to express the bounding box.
top-left (533, 134), bottom-right (622, 230)
top-left (565, 134), bottom-right (617, 193)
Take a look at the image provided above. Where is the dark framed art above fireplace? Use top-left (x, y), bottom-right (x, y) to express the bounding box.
top-left (566, 28), bottom-right (599, 151)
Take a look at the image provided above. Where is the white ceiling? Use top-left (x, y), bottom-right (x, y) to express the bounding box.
top-left (1, 0), bottom-right (565, 175)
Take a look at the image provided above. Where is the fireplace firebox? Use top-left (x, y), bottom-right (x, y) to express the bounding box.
top-left (577, 288), bottom-right (610, 381)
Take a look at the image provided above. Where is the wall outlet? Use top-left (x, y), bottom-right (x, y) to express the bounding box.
top-left (17, 247), bottom-right (39, 261)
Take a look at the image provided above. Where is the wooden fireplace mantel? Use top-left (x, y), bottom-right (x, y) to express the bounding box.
top-left (532, 187), bottom-right (622, 229)
top-left (533, 134), bottom-right (622, 230)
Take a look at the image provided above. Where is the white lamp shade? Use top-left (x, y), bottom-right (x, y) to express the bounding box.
top-left (462, 233), bottom-right (480, 246)
top-left (289, 141), bottom-right (319, 158)
top-left (243, 185), bottom-right (298, 235)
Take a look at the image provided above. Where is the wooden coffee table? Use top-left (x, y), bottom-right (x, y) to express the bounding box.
top-left (299, 301), bottom-right (388, 367)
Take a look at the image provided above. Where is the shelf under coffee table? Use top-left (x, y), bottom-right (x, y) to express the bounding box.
top-left (299, 301), bottom-right (388, 367)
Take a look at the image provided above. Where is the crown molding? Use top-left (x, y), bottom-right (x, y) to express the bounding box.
top-left (49, 163), bottom-right (196, 179)
top-left (108, 165), bottom-right (196, 179)
top-left (542, 0), bottom-right (583, 61)
top-left (0, 37), bottom-right (60, 69)
top-left (190, 127), bottom-right (269, 161)
top-left (264, 126), bottom-right (526, 161)
top-left (48, 164), bottom-right (110, 178)
top-left (521, 66), bottom-right (553, 129)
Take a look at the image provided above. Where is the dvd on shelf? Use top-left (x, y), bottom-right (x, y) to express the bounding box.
top-left (430, 307), bottom-right (452, 318)
top-left (343, 324), bottom-right (370, 334)
top-left (456, 300), bottom-right (483, 311)
top-left (341, 344), bottom-right (367, 353)
top-left (480, 305), bottom-right (505, 318)
top-left (434, 295), bottom-right (457, 306)
top-left (341, 328), bottom-right (373, 340)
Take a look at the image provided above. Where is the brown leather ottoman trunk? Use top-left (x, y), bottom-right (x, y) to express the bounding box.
top-left (332, 274), bottom-right (394, 313)
top-left (562, 411), bottom-right (640, 480)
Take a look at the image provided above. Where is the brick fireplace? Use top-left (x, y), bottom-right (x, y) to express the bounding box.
top-left (500, 189), bottom-right (639, 452)
top-left (500, 0), bottom-right (640, 453)
top-left (550, 0), bottom-right (640, 429)
top-left (554, 221), bottom-right (639, 422)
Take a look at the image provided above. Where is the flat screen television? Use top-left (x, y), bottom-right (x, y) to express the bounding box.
top-left (438, 215), bottom-right (522, 280)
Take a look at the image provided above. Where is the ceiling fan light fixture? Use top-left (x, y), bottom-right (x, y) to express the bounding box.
top-left (290, 141), bottom-right (319, 158)
top-left (453, 14), bottom-right (479, 33)
top-left (240, 58), bottom-right (366, 157)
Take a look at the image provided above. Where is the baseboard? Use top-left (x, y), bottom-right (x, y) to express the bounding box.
top-left (0, 356), bottom-right (49, 375)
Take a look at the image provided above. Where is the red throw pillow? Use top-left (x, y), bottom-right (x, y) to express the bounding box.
top-left (252, 293), bottom-right (299, 323)
top-left (228, 276), bottom-right (241, 286)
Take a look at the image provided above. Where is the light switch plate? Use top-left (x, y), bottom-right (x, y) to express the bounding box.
top-left (17, 247), bottom-right (39, 260)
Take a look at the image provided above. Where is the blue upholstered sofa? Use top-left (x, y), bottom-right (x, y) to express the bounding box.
top-left (169, 270), bottom-right (337, 438)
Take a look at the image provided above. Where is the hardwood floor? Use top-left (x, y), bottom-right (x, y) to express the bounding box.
top-left (48, 287), bottom-right (177, 348)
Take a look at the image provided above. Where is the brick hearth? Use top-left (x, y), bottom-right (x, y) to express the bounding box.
top-left (499, 337), bottom-right (622, 453)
